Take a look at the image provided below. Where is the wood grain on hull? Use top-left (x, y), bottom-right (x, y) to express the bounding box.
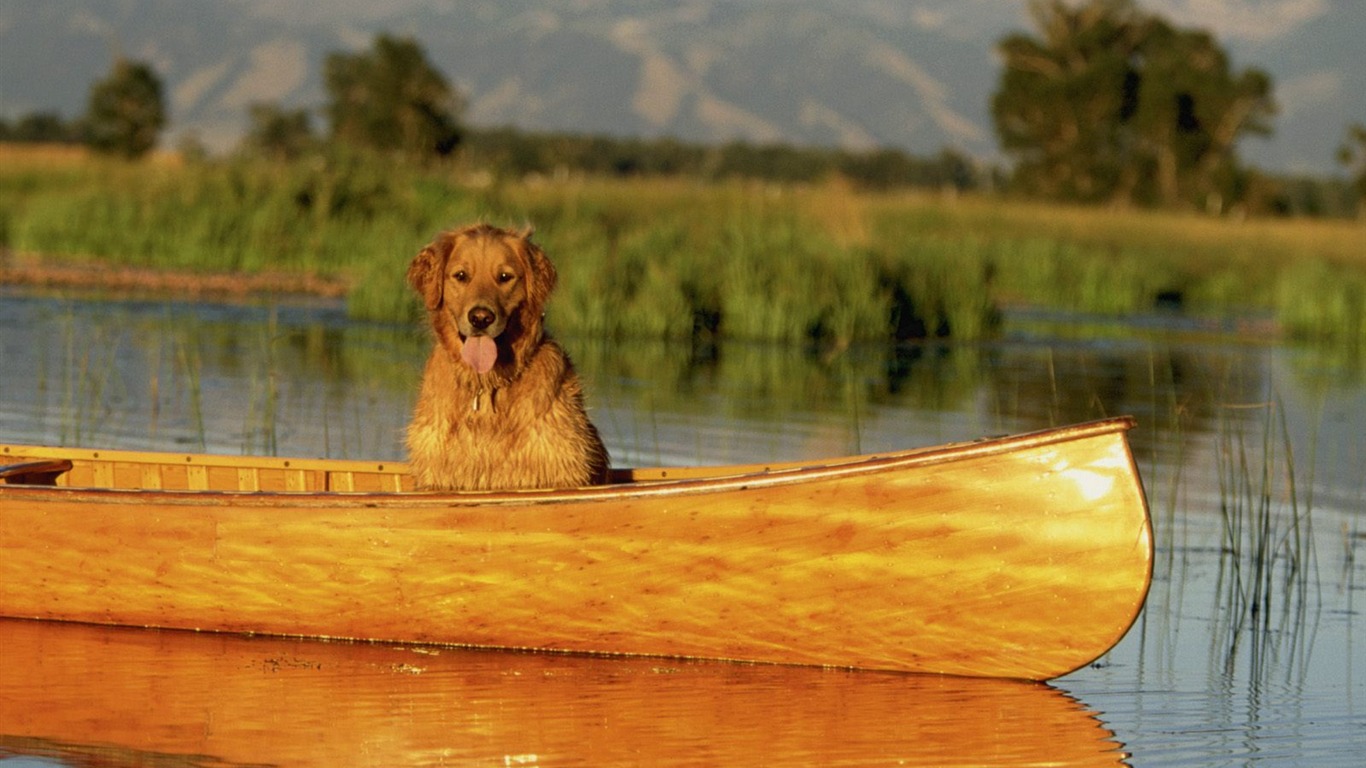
top-left (0, 418), bottom-right (1152, 680)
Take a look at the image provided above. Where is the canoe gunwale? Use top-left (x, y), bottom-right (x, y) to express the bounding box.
top-left (1, 416), bottom-right (1138, 506)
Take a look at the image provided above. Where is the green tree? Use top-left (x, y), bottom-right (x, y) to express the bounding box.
top-left (243, 102), bottom-right (317, 161)
top-left (1129, 21), bottom-right (1274, 210)
top-left (324, 34), bottom-right (462, 158)
top-left (992, 0), bottom-right (1147, 202)
top-left (992, 0), bottom-right (1275, 210)
top-left (84, 59), bottom-right (166, 159)
top-left (1338, 122), bottom-right (1366, 218)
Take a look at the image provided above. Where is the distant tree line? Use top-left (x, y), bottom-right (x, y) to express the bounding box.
top-left (0, 58), bottom-right (165, 158)
top-left (458, 127), bottom-right (995, 191)
top-left (0, 112), bottom-right (87, 144)
top-left (3, 19), bottom-right (1363, 216)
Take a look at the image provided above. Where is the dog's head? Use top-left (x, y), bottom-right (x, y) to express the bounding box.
top-left (408, 224), bottom-right (557, 375)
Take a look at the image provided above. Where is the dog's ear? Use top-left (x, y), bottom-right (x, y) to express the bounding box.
top-left (407, 234), bottom-right (450, 311)
top-left (519, 234), bottom-right (558, 315)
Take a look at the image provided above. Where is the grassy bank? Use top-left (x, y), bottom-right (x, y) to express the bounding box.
top-left (2, 144), bottom-right (1362, 347)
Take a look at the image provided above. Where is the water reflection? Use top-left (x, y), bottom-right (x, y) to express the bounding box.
top-left (3, 289), bottom-right (1363, 765)
top-left (1, 287), bottom-right (1356, 475)
top-left (0, 619), bottom-right (1128, 768)
top-left (0, 289), bottom-right (416, 458)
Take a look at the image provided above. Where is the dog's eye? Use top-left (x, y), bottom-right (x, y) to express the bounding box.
top-left (496, 271), bottom-right (515, 284)
top-left (452, 270), bottom-right (469, 283)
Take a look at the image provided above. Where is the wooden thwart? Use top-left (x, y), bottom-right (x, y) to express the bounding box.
top-left (0, 458), bottom-right (72, 486)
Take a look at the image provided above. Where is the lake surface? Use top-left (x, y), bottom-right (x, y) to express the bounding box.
top-left (1, 287), bottom-right (1363, 766)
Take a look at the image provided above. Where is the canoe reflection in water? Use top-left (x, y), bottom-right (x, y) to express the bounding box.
top-left (0, 620), bottom-right (1129, 768)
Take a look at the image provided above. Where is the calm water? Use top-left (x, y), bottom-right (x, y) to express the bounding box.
top-left (1, 287), bottom-right (1363, 766)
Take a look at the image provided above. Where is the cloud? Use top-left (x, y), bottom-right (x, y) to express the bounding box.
top-left (864, 42), bottom-right (988, 144)
top-left (173, 60), bottom-right (232, 115)
top-left (798, 99), bottom-right (878, 149)
top-left (695, 94), bottom-right (785, 143)
top-left (1275, 69), bottom-right (1342, 116)
top-left (903, 0), bottom-right (1032, 40)
top-left (1140, 0), bottom-right (1330, 43)
top-left (218, 39), bottom-right (309, 110)
top-left (469, 77), bottom-right (546, 124)
top-left (633, 53), bottom-right (690, 127)
top-left (610, 17), bottom-right (693, 127)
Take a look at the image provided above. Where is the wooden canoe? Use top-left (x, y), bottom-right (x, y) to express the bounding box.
top-left (0, 417), bottom-right (1152, 680)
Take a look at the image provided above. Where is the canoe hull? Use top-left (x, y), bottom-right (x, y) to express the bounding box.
top-left (0, 418), bottom-right (1152, 680)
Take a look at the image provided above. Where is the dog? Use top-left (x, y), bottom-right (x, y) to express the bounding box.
top-left (404, 224), bottom-right (609, 491)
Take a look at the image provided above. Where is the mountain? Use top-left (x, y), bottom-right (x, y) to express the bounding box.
top-left (1, 0), bottom-right (1361, 174)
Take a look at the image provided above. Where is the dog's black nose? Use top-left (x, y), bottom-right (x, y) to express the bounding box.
top-left (468, 306), bottom-right (495, 330)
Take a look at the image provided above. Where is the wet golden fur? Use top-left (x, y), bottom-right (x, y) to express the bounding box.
top-left (405, 224), bottom-right (609, 490)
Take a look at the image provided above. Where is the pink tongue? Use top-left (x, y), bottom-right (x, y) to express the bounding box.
top-left (461, 335), bottom-right (498, 374)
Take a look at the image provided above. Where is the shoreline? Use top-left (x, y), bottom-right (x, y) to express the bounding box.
top-left (0, 252), bottom-right (349, 300)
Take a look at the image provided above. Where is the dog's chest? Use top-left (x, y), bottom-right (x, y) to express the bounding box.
top-left (449, 383), bottom-right (551, 436)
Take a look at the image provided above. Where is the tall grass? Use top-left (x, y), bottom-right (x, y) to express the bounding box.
top-left (4, 145), bottom-right (1364, 347)
top-left (172, 337), bottom-right (207, 451)
top-left (1212, 400), bottom-right (1320, 678)
top-left (57, 316), bottom-right (123, 444)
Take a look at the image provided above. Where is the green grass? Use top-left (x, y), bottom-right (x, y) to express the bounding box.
top-left (3, 144), bottom-right (1364, 348)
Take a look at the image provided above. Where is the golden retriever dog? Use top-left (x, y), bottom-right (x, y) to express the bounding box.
top-left (405, 224), bottom-right (609, 491)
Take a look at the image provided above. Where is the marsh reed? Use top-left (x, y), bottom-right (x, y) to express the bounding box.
top-left (1212, 400), bottom-right (1320, 679)
top-left (3, 145), bottom-right (1364, 347)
